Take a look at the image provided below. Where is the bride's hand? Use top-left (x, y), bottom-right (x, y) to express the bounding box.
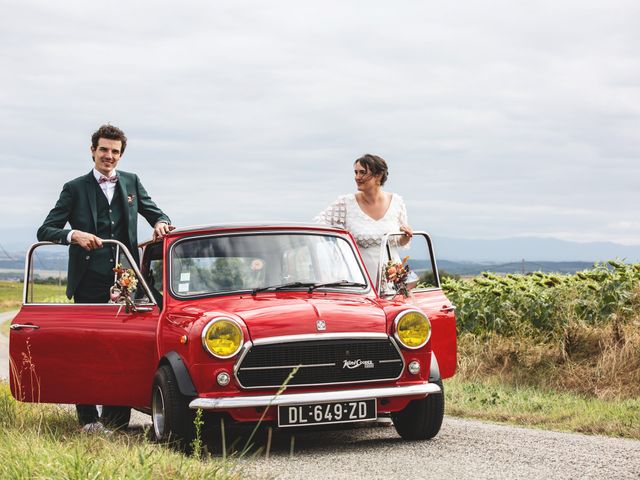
top-left (399, 224), bottom-right (413, 245)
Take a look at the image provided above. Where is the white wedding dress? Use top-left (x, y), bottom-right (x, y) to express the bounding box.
top-left (314, 193), bottom-right (409, 284)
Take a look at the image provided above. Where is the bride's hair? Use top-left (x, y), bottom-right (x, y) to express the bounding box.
top-left (354, 154), bottom-right (388, 186)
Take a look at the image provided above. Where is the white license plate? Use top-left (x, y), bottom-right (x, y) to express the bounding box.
top-left (277, 399), bottom-right (377, 427)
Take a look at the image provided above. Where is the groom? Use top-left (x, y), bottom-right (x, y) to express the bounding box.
top-left (37, 124), bottom-right (173, 303)
top-left (37, 124), bottom-right (173, 427)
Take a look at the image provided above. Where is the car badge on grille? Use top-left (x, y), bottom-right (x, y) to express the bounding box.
top-left (343, 359), bottom-right (375, 369)
top-left (316, 320), bottom-right (326, 331)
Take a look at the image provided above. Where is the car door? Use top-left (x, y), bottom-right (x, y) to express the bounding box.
top-left (9, 240), bottom-right (160, 407)
top-left (379, 232), bottom-right (457, 379)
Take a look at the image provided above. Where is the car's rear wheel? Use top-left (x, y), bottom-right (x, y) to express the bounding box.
top-left (391, 380), bottom-right (444, 440)
top-left (152, 365), bottom-right (196, 450)
top-left (100, 406), bottom-right (131, 430)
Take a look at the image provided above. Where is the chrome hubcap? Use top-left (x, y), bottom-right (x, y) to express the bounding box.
top-left (152, 385), bottom-right (165, 439)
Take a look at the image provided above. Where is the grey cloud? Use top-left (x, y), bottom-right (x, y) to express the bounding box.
top-left (1, 0), bottom-right (639, 248)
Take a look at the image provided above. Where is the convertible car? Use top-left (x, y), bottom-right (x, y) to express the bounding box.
top-left (10, 224), bottom-right (456, 448)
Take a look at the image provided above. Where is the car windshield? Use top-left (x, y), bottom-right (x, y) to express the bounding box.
top-left (170, 232), bottom-right (368, 297)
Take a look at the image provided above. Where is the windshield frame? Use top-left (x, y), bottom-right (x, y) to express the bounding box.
top-left (168, 230), bottom-right (372, 300)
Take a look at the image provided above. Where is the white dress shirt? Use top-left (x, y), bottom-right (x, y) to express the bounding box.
top-left (94, 168), bottom-right (117, 204)
top-left (66, 169), bottom-right (118, 244)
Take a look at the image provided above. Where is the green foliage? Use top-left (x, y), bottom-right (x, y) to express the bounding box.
top-left (181, 258), bottom-right (253, 292)
top-left (419, 269), bottom-right (459, 288)
top-left (208, 258), bottom-right (246, 290)
top-left (0, 280), bottom-right (70, 312)
top-left (432, 261), bottom-right (640, 338)
top-left (0, 281), bottom-right (24, 312)
top-left (445, 377), bottom-right (640, 439)
top-left (0, 382), bottom-right (241, 479)
top-left (34, 276), bottom-right (68, 286)
top-left (191, 408), bottom-right (204, 458)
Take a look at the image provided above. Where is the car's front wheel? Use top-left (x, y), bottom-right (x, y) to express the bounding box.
top-left (391, 380), bottom-right (444, 440)
top-left (151, 365), bottom-right (196, 450)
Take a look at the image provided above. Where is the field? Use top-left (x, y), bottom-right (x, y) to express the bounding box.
top-left (0, 281), bottom-right (24, 313)
top-left (438, 261), bottom-right (640, 400)
top-left (0, 280), bottom-right (69, 334)
top-left (2, 261), bottom-right (639, 440)
top-left (445, 377), bottom-right (639, 438)
top-left (434, 261), bottom-right (640, 437)
top-left (0, 280), bottom-right (69, 312)
top-left (0, 383), bottom-right (241, 479)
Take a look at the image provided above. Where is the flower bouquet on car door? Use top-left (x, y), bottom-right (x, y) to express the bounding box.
top-left (383, 256), bottom-right (412, 297)
top-left (110, 264), bottom-right (138, 312)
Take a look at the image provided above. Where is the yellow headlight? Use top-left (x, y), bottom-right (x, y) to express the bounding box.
top-left (394, 310), bottom-right (431, 349)
top-left (202, 318), bottom-right (244, 358)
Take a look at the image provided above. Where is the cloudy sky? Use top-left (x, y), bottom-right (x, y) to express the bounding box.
top-left (1, 0), bottom-right (639, 250)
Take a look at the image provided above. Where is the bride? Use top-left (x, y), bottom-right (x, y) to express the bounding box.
top-left (314, 154), bottom-right (413, 285)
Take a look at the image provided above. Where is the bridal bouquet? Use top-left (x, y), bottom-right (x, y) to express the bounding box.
top-left (383, 256), bottom-right (411, 297)
top-left (110, 264), bottom-right (138, 312)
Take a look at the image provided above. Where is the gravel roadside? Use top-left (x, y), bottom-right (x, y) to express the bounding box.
top-left (0, 310), bottom-right (16, 380)
top-left (244, 416), bottom-right (640, 480)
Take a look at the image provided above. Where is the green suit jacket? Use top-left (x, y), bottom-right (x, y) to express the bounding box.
top-left (37, 170), bottom-right (170, 299)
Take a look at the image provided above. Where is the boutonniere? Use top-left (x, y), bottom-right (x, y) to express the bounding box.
top-left (127, 194), bottom-right (134, 204)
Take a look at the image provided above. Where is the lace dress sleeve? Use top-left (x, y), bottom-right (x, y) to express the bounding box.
top-left (314, 196), bottom-right (347, 228)
top-left (396, 195), bottom-right (410, 250)
top-left (397, 195), bottom-right (409, 227)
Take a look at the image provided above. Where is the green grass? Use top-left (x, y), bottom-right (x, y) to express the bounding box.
top-left (0, 280), bottom-right (69, 309)
top-left (445, 376), bottom-right (640, 439)
top-left (1, 280), bottom-right (69, 335)
top-left (0, 281), bottom-right (24, 313)
top-left (0, 382), bottom-right (243, 479)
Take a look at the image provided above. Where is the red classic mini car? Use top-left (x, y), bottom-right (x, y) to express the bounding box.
top-left (10, 224), bottom-right (456, 447)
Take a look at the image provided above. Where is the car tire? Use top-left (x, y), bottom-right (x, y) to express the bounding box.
top-left (152, 364), bottom-right (196, 450)
top-left (391, 380), bottom-right (444, 440)
top-left (100, 406), bottom-right (132, 430)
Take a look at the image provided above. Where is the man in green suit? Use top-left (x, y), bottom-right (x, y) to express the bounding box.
top-left (37, 124), bottom-right (173, 427)
top-left (38, 124), bottom-right (173, 303)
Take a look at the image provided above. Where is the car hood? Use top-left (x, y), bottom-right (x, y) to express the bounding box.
top-left (172, 293), bottom-right (387, 341)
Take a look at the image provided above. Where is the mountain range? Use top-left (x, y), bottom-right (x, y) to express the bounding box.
top-left (430, 236), bottom-right (639, 263)
top-left (1, 232), bottom-right (638, 264)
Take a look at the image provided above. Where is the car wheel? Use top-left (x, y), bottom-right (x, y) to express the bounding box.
top-left (152, 365), bottom-right (196, 450)
top-left (391, 380), bottom-right (444, 440)
top-left (100, 406), bottom-right (132, 430)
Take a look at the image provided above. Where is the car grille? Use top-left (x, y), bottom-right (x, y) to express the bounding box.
top-left (236, 338), bottom-right (404, 388)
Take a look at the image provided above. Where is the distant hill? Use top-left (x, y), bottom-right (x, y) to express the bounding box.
top-left (436, 260), bottom-right (595, 276)
top-left (2, 233), bottom-right (638, 276)
top-left (431, 236), bottom-right (639, 263)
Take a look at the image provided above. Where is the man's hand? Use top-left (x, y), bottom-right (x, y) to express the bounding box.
top-left (399, 224), bottom-right (413, 246)
top-left (71, 231), bottom-right (103, 251)
top-left (153, 222), bottom-right (176, 241)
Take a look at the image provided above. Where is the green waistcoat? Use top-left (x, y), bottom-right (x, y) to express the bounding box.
top-left (37, 170), bottom-right (170, 299)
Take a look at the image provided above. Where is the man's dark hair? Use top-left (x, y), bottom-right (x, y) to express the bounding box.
top-left (91, 124), bottom-right (127, 154)
top-left (354, 153), bottom-right (389, 186)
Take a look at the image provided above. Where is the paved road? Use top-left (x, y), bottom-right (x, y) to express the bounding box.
top-left (244, 417), bottom-right (640, 479)
top-left (0, 310), bottom-right (16, 380)
top-left (2, 312), bottom-right (638, 479)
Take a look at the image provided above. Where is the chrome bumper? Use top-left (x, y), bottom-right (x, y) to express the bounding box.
top-left (189, 383), bottom-right (441, 410)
